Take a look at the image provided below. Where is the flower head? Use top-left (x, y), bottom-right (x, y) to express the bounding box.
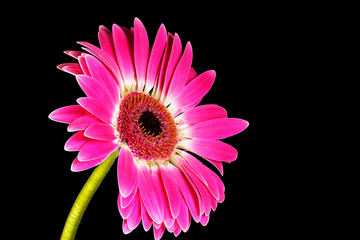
top-left (49, 18), bottom-right (248, 239)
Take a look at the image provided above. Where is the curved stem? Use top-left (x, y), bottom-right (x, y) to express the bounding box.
top-left (60, 150), bottom-right (119, 240)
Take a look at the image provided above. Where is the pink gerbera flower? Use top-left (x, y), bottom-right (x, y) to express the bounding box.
top-left (49, 18), bottom-right (248, 239)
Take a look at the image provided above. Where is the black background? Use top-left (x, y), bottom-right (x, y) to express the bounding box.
top-left (9, 2), bottom-right (308, 239)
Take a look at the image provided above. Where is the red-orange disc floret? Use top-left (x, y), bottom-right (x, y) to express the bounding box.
top-left (117, 92), bottom-right (178, 161)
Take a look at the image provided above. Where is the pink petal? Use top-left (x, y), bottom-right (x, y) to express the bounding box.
top-left (182, 166), bottom-right (212, 216)
top-left (77, 97), bottom-right (114, 124)
top-left (177, 153), bottom-right (209, 188)
top-left (84, 122), bottom-right (117, 141)
top-left (168, 164), bottom-right (201, 222)
top-left (119, 186), bottom-right (137, 209)
top-left (67, 115), bottom-right (101, 132)
top-left (76, 75), bottom-right (115, 109)
top-left (98, 25), bottom-right (116, 61)
top-left (182, 152), bottom-right (225, 208)
top-left (176, 195), bottom-right (190, 232)
top-left (49, 105), bottom-right (89, 124)
top-left (163, 206), bottom-right (175, 230)
top-left (140, 201), bottom-right (153, 231)
top-left (64, 131), bottom-right (88, 151)
top-left (118, 192), bottom-right (136, 219)
top-left (77, 41), bottom-right (122, 80)
top-left (78, 139), bottom-right (118, 161)
top-left (126, 192), bottom-right (141, 230)
top-left (121, 26), bottom-right (134, 42)
top-left (134, 18), bottom-right (149, 91)
top-left (178, 98), bottom-right (203, 114)
top-left (71, 156), bottom-right (108, 172)
top-left (179, 104), bottom-right (227, 125)
top-left (154, 33), bottom-right (173, 99)
top-left (112, 24), bottom-right (136, 87)
top-left (159, 33), bottom-right (182, 101)
top-left (159, 166), bottom-right (182, 219)
top-left (117, 147), bottom-right (138, 198)
top-left (173, 222), bottom-right (182, 236)
top-left (186, 67), bottom-right (197, 84)
top-left (200, 214), bottom-right (210, 226)
top-left (204, 157), bottom-right (224, 176)
top-left (165, 42), bottom-right (193, 105)
top-left (153, 223), bottom-right (165, 240)
top-left (216, 176), bottom-right (225, 203)
top-left (84, 55), bottom-right (120, 105)
top-left (78, 55), bottom-right (92, 76)
top-left (122, 219), bottom-right (132, 234)
top-left (137, 165), bottom-right (164, 224)
top-left (185, 118), bottom-right (249, 140)
top-left (57, 63), bottom-right (83, 75)
top-left (181, 139), bottom-right (238, 163)
top-left (152, 168), bottom-right (175, 228)
top-left (64, 50), bottom-right (83, 59)
top-left (209, 195), bottom-right (218, 211)
top-left (167, 219), bottom-right (178, 233)
top-left (173, 70), bottom-right (215, 110)
top-left (145, 24), bottom-right (167, 93)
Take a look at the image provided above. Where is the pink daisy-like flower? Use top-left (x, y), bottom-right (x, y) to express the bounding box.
top-left (50, 18), bottom-right (248, 239)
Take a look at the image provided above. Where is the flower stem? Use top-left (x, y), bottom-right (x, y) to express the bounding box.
top-left (60, 150), bottom-right (119, 240)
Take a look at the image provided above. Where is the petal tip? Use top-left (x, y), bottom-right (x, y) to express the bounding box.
top-left (48, 111), bottom-right (55, 121)
top-left (242, 119), bottom-right (250, 129)
top-left (134, 17), bottom-right (142, 24)
top-left (56, 64), bottom-right (65, 70)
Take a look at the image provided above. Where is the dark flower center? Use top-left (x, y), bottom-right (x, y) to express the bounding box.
top-left (138, 111), bottom-right (162, 136)
top-left (117, 92), bottom-right (178, 161)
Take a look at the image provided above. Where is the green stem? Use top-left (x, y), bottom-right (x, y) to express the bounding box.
top-left (60, 150), bottom-right (119, 240)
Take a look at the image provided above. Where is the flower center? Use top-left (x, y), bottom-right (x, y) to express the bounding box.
top-left (117, 92), bottom-right (178, 162)
top-left (138, 111), bottom-right (162, 137)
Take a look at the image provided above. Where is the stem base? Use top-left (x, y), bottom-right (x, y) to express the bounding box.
top-left (60, 150), bottom-right (119, 240)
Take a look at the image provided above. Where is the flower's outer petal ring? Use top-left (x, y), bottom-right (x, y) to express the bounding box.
top-left (168, 163), bottom-right (201, 222)
top-left (71, 156), bottom-right (109, 172)
top-left (76, 75), bottom-right (116, 110)
top-left (57, 63), bottom-right (83, 75)
top-left (185, 118), bottom-right (249, 140)
top-left (174, 70), bottom-right (215, 110)
top-left (159, 166), bottom-right (182, 219)
top-left (49, 105), bottom-right (89, 124)
top-left (180, 139), bottom-right (238, 163)
top-left (165, 42), bottom-right (193, 105)
top-left (84, 122), bottom-right (117, 141)
top-left (78, 139), bottom-right (119, 161)
top-left (67, 115), bottom-right (101, 132)
top-left (98, 25), bottom-right (116, 61)
top-left (77, 97), bottom-right (114, 124)
top-left (84, 55), bottom-right (120, 105)
top-left (118, 146), bottom-right (138, 198)
top-left (179, 104), bottom-right (227, 125)
top-left (134, 18), bottom-right (149, 91)
top-left (64, 131), bottom-right (88, 152)
top-left (159, 33), bottom-right (182, 102)
top-left (137, 165), bottom-right (164, 224)
top-left (145, 24), bottom-right (167, 93)
top-left (112, 24), bottom-right (136, 87)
